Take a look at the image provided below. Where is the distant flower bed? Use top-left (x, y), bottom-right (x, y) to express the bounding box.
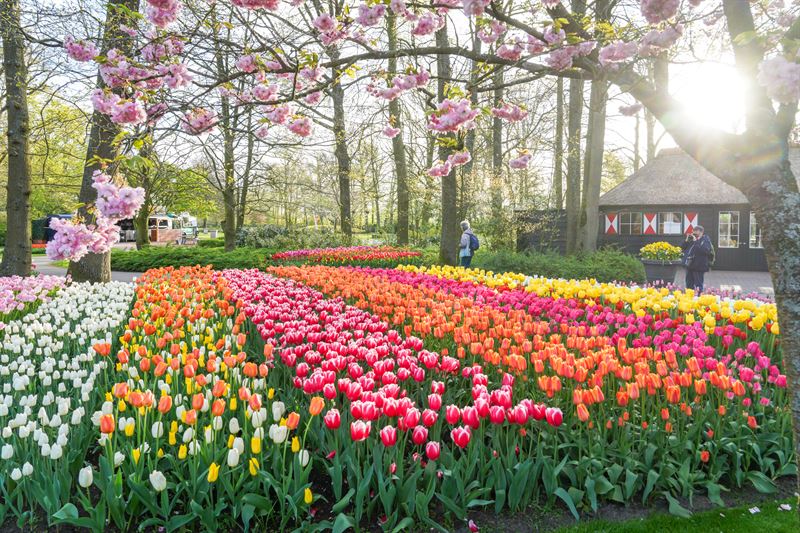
top-left (0, 275), bottom-right (66, 334)
top-left (640, 241), bottom-right (683, 262)
top-left (270, 245), bottom-right (423, 267)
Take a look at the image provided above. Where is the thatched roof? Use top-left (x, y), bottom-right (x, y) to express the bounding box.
top-left (599, 147), bottom-right (800, 207)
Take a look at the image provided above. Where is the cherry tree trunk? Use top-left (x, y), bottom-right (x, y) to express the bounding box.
top-left (565, 76), bottom-right (583, 254)
top-left (68, 0), bottom-right (139, 283)
top-left (387, 13), bottom-right (409, 245)
top-left (580, 77), bottom-right (608, 252)
top-left (0, 0), bottom-right (32, 277)
top-left (329, 48), bottom-right (353, 240)
top-left (435, 25), bottom-right (459, 266)
top-left (553, 77), bottom-right (564, 209)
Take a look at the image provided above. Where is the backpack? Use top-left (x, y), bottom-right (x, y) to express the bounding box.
top-left (469, 233), bottom-right (480, 252)
top-left (708, 241), bottom-right (715, 268)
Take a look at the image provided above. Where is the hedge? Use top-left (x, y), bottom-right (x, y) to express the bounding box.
top-left (111, 246), bottom-right (273, 271)
top-left (471, 248), bottom-right (646, 284)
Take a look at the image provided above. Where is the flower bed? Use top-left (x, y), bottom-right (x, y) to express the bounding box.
top-left (270, 245), bottom-right (423, 267)
top-left (0, 281), bottom-right (134, 522)
top-left (0, 275), bottom-right (66, 334)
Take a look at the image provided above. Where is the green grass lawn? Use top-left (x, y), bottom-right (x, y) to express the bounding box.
top-left (555, 498), bottom-right (798, 533)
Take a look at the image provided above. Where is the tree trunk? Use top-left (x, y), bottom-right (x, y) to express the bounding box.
top-left (491, 67), bottom-right (505, 247)
top-left (134, 201), bottom-right (150, 250)
top-left (68, 0), bottom-right (139, 283)
top-left (0, 0), bottom-right (32, 277)
top-left (387, 12), bottom-right (409, 245)
top-left (553, 77), bottom-right (564, 209)
top-left (435, 25), bottom-right (459, 266)
top-left (329, 48), bottom-right (352, 240)
top-left (420, 133), bottom-right (436, 232)
top-left (236, 110), bottom-right (255, 231)
top-left (565, 76), bottom-right (583, 254)
top-left (581, 77), bottom-right (608, 252)
top-left (460, 32), bottom-right (482, 227)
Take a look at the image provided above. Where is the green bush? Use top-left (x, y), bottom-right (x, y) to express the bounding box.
top-left (0, 222), bottom-right (6, 247)
top-left (237, 225), bottom-right (352, 249)
top-left (197, 238), bottom-right (226, 248)
top-left (111, 246), bottom-right (273, 272)
top-left (471, 248), bottom-right (645, 283)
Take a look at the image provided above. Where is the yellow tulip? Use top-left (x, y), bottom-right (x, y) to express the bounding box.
top-left (118, 399), bottom-right (127, 412)
top-left (291, 436), bottom-right (300, 453)
top-left (168, 432), bottom-right (177, 446)
top-left (207, 462), bottom-right (220, 483)
top-left (304, 488), bottom-right (313, 505)
top-left (124, 421), bottom-right (135, 437)
top-left (132, 448), bottom-right (141, 464)
top-left (249, 458), bottom-right (259, 476)
top-left (251, 437), bottom-right (262, 454)
top-left (178, 444), bottom-right (187, 460)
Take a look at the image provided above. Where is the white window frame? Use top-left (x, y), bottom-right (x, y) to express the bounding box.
top-left (619, 212), bottom-right (642, 235)
top-left (658, 212), bottom-right (683, 235)
top-left (749, 212), bottom-right (762, 249)
top-left (718, 211), bottom-right (740, 249)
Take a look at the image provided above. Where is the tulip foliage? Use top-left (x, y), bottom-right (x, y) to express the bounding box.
top-left (0, 264), bottom-right (794, 530)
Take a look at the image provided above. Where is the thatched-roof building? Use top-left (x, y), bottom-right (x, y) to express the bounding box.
top-left (597, 147), bottom-right (800, 271)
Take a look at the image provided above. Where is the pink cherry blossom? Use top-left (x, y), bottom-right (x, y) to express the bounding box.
top-left (157, 63), bottom-right (192, 89)
top-left (541, 0), bottom-right (562, 7)
top-left (639, 25), bottom-right (683, 56)
top-left (181, 108), bottom-right (218, 135)
top-left (757, 56), bottom-right (800, 104)
top-left (599, 41), bottom-right (638, 66)
top-left (389, 0), bottom-right (408, 15)
top-left (447, 151), bottom-right (472, 167)
top-left (428, 160), bottom-right (452, 177)
top-left (545, 47), bottom-right (576, 71)
top-left (509, 153), bottom-right (532, 169)
top-left (145, 2), bottom-right (181, 29)
top-left (543, 26), bottom-right (565, 45)
top-left (412, 13), bottom-right (444, 36)
top-left (303, 91), bottom-right (323, 105)
top-left (287, 117), bottom-right (313, 137)
top-left (478, 21), bottom-right (506, 44)
top-left (313, 13), bottom-right (336, 32)
top-left (265, 103), bottom-right (292, 124)
top-left (110, 100), bottom-right (148, 125)
top-left (64, 35), bottom-right (98, 62)
top-left (640, 0), bottom-right (680, 24)
top-left (356, 4), bottom-right (386, 27)
top-left (236, 54), bottom-right (260, 73)
top-left (526, 35), bottom-right (547, 55)
top-left (141, 36), bottom-right (184, 62)
top-left (497, 42), bottom-right (524, 61)
top-left (92, 171), bottom-right (145, 222)
top-left (462, 0), bottom-right (491, 17)
top-left (300, 66), bottom-right (324, 82)
top-left (231, 0), bottom-right (280, 10)
top-left (253, 83), bottom-right (278, 102)
top-left (428, 98), bottom-right (479, 133)
top-left (382, 126), bottom-right (401, 138)
top-left (91, 90), bottom-right (121, 115)
top-left (491, 103), bottom-right (528, 122)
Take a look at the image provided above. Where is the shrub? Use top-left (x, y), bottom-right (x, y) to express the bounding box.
top-left (197, 237), bottom-right (226, 248)
top-left (111, 245), bottom-right (272, 271)
top-left (471, 248), bottom-right (645, 283)
top-left (237, 225), bottom-right (352, 250)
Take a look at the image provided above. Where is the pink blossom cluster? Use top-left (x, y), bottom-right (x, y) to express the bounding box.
top-left (757, 56), bottom-right (800, 104)
top-left (640, 0), bottom-right (680, 24)
top-left (252, 83), bottom-right (279, 102)
top-left (463, 0), bottom-right (492, 17)
top-left (265, 103), bottom-right (292, 124)
top-left (141, 36), bottom-right (184, 63)
top-left (91, 170), bottom-right (146, 222)
top-left (236, 54), bottom-right (261, 73)
top-left (491, 103), bottom-right (528, 122)
top-left (64, 35), bottom-right (98, 62)
top-left (382, 125), bottom-right (401, 138)
top-left (45, 217), bottom-right (121, 262)
top-left (598, 41), bottom-right (638, 66)
top-left (303, 91), bottom-right (323, 105)
top-left (478, 21), bottom-right (507, 44)
top-left (0, 275), bottom-right (66, 331)
top-left (428, 160), bottom-right (452, 177)
top-left (447, 151), bottom-right (472, 167)
top-left (356, 4), bottom-right (386, 27)
top-left (145, 0), bottom-right (182, 28)
top-left (497, 41), bottom-right (524, 61)
top-left (509, 152), bottom-right (532, 169)
top-left (412, 13), bottom-right (445, 37)
top-left (231, 0), bottom-right (281, 10)
top-left (110, 99), bottom-right (148, 125)
top-left (157, 62), bottom-right (192, 89)
top-left (313, 13), bottom-right (336, 33)
top-left (368, 70), bottom-right (430, 100)
top-left (181, 107), bottom-right (219, 135)
top-left (428, 98), bottom-right (479, 133)
top-left (546, 41), bottom-right (595, 71)
top-left (638, 25), bottom-right (683, 56)
top-left (288, 117), bottom-right (313, 137)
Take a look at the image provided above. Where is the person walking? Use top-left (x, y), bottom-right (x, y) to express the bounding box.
top-left (459, 220), bottom-right (479, 267)
top-left (681, 225), bottom-right (713, 292)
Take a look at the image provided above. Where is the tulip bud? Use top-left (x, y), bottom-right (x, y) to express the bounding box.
top-left (149, 470), bottom-right (167, 492)
top-left (78, 466), bottom-right (93, 488)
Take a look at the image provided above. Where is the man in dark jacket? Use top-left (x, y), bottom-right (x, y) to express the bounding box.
top-left (681, 225), bottom-right (713, 292)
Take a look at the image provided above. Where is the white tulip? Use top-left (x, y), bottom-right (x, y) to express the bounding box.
top-left (78, 466), bottom-right (93, 488)
top-left (114, 451), bottom-right (124, 466)
top-left (272, 402), bottom-right (286, 422)
top-left (269, 424), bottom-right (288, 444)
top-left (212, 417), bottom-right (222, 431)
top-left (1, 444), bottom-right (12, 460)
top-left (227, 448), bottom-right (240, 467)
top-left (151, 422), bottom-right (164, 439)
top-left (228, 418), bottom-right (240, 434)
top-left (233, 437), bottom-right (244, 455)
top-left (298, 449), bottom-right (310, 467)
top-left (22, 462), bottom-right (32, 476)
top-left (50, 443), bottom-right (63, 460)
top-left (149, 470), bottom-right (167, 492)
top-left (10, 468), bottom-right (22, 481)
top-left (182, 427), bottom-right (194, 443)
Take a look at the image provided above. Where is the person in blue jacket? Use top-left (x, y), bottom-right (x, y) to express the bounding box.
top-left (458, 220), bottom-right (479, 267)
top-left (681, 225), bottom-right (713, 292)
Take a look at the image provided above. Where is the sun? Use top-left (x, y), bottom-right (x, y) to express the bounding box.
top-left (672, 61), bottom-right (747, 133)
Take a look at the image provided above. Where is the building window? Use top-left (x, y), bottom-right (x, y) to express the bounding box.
top-left (749, 212), bottom-right (762, 248)
top-left (658, 212), bottom-right (682, 234)
top-left (718, 211), bottom-right (740, 248)
top-left (619, 212), bottom-right (642, 235)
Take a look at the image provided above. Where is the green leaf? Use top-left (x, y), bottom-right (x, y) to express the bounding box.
top-left (435, 492), bottom-right (467, 521)
top-left (554, 487), bottom-right (580, 520)
top-left (332, 512), bottom-right (355, 533)
top-left (585, 477), bottom-right (598, 512)
top-left (241, 504), bottom-right (255, 532)
top-left (391, 517), bottom-right (415, 533)
top-left (663, 492), bottom-right (692, 518)
top-left (52, 503), bottom-right (78, 521)
top-left (643, 469), bottom-right (660, 503)
top-left (704, 482), bottom-right (724, 507)
top-left (331, 488), bottom-right (355, 515)
top-left (746, 471), bottom-right (778, 494)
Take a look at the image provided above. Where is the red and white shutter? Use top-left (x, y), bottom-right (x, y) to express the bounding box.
top-left (604, 213), bottom-right (618, 234)
top-left (684, 212), bottom-right (698, 234)
top-left (643, 213), bottom-right (657, 234)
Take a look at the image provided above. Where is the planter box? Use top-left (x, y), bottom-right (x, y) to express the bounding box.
top-left (641, 260), bottom-right (682, 284)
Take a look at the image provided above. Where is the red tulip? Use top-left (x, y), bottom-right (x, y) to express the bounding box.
top-left (431, 380), bottom-right (445, 395)
top-left (350, 420), bottom-right (371, 442)
top-left (421, 409), bottom-right (438, 427)
top-left (489, 406), bottom-right (505, 425)
top-left (324, 409), bottom-right (341, 430)
top-left (545, 407), bottom-right (563, 427)
top-left (379, 425), bottom-right (397, 447)
top-left (411, 425), bottom-right (428, 445)
top-left (403, 407), bottom-right (420, 428)
top-left (450, 426), bottom-right (471, 448)
top-left (445, 404), bottom-right (461, 425)
top-left (427, 393), bottom-right (442, 411)
top-left (425, 441), bottom-right (441, 460)
top-left (462, 406), bottom-right (480, 429)
top-left (323, 383), bottom-right (337, 400)
top-left (530, 403), bottom-right (546, 421)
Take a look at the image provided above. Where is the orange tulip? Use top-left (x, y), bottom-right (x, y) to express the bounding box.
top-left (576, 403), bottom-right (590, 422)
top-left (212, 399), bottom-right (226, 417)
top-left (309, 397), bottom-right (324, 416)
top-left (286, 412), bottom-right (300, 430)
top-left (158, 395), bottom-right (172, 414)
top-left (100, 414), bottom-right (115, 434)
